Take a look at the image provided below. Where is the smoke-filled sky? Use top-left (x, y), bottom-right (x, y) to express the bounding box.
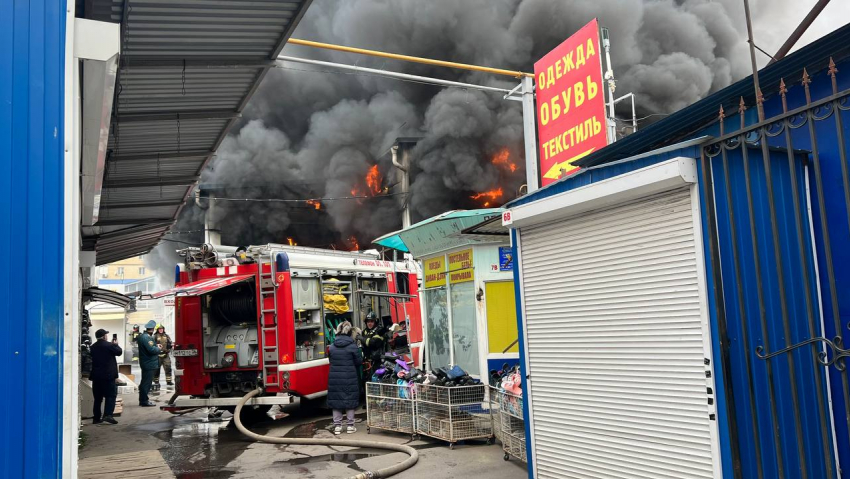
top-left (146, 0), bottom-right (849, 277)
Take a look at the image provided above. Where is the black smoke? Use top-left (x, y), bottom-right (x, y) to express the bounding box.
top-left (149, 0), bottom-right (811, 268)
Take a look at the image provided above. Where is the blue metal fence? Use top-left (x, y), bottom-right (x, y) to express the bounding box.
top-left (699, 64), bottom-right (850, 478)
top-left (0, 0), bottom-right (66, 476)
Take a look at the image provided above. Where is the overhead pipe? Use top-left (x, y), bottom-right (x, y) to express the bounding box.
top-left (287, 38), bottom-right (533, 78)
top-left (743, 0), bottom-right (766, 121)
top-left (391, 145), bottom-right (412, 229)
top-left (194, 189), bottom-right (222, 246)
top-left (276, 56), bottom-right (513, 95)
top-left (770, 0), bottom-right (831, 64)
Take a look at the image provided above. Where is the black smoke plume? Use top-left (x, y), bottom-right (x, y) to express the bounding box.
top-left (148, 0), bottom-right (826, 273)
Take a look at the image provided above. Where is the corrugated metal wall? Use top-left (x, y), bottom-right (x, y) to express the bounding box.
top-left (694, 62), bottom-right (850, 478)
top-left (509, 150), bottom-right (736, 479)
top-left (0, 0), bottom-right (66, 477)
top-left (706, 146), bottom-right (836, 478)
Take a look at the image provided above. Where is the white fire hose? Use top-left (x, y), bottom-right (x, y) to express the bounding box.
top-left (234, 388), bottom-right (419, 479)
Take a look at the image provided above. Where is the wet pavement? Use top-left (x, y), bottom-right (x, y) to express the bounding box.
top-left (79, 388), bottom-right (527, 479)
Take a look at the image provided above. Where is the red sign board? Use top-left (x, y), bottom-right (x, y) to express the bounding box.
top-left (534, 18), bottom-right (608, 185)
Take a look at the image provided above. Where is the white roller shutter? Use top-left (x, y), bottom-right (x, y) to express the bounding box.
top-left (518, 188), bottom-right (719, 479)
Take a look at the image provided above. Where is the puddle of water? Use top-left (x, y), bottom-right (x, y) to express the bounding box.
top-left (272, 447), bottom-right (385, 474)
top-left (284, 413), bottom-right (366, 438)
top-left (288, 451), bottom-right (380, 466)
top-left (154, 418), bottom-right (263, 478)
top-left (147, 408), bottom-right (397, 477)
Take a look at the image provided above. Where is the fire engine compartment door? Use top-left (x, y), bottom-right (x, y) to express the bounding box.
top-left (148, 274), bottom-right (255, 299)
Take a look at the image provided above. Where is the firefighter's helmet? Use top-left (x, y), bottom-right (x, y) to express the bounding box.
top-left (365, 311), bottom-right (378, 323)
top-left (132, 324), bottom-right (140, 332)
top-left (156, 324), bottom-right (164, 331)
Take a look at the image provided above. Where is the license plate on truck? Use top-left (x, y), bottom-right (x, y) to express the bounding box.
top-left (173, 349), bottom-right (198, 357)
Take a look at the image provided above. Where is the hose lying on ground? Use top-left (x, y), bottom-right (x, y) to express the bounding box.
top-left (234, 388), bottom-right (419, 479)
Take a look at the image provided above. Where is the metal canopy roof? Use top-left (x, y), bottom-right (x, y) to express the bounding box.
top-left (81, 0), bottom-right (313, 266)
top-left (373, 209), bottom-right (502, 258)
top-left (460, 215), bottom-right (508, 236)
top-left (82, 287), bottom-right (133, 309)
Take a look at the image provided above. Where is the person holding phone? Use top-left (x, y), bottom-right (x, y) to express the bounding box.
top-left (90, 329), bottom-right (122, 424)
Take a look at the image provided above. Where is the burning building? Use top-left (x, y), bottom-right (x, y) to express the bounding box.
top-left (154, 0), bottom-right (808, 256)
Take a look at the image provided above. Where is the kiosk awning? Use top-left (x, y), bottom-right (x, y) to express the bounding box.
top-left (372, 209), bottom-right (502, 257)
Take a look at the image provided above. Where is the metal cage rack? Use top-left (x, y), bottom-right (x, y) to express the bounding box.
top-left (414, 384), bottom-right (492, 448)
top-left (488, 386), bottom-right (503, 444)
top-left (493, 388), bottom-right (526, 462)
top-left (365, 382), bottom-right (417, 438)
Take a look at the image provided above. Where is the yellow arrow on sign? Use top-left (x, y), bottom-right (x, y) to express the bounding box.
top-left (542, 148), bottom-right (595, 180)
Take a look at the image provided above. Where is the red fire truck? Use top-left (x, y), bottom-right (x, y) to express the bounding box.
top-left (149, 243), bottom-right (423, 415)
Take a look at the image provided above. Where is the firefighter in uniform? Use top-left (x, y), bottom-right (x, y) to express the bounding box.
top-left (137, 320), bottom-right (160, 406)
top-left (361, 311), bottom-right (387, 381)
top-left (154, 324), bottom-right (173, 389)
top-left (129, 324), bottom-right (140, 362)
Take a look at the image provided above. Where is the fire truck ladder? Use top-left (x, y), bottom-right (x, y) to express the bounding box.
top-left (258, 253), bottom-right (280, 389)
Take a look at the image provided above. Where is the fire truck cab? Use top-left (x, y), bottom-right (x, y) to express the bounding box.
top-left (150, 243), bottom-right (423, 412)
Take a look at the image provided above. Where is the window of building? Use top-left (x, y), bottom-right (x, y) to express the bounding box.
top-left (422, 249), bottom-right (480, 376)
top-left (449, 281), bottom-right (478, 376)
top-left (139, 267), bottom-right (145, 275)
top-left (116, 267), bottom-right (124, 276)
top-left (424, 288), bottom-right (450, 370)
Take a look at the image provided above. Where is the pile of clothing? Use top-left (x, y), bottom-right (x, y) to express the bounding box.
top-left (490, 363), bottom-right (522, 397)
top-left (491, 364), bottom-right (523, 418)
top-left (369, 352), bottom-right (417, 399)
top-left (371, 352), bottom-right (415, 383)
top-left (412, 365), bottom-right (482, 388)
top-left (369, 358), bottom-right (485, 399)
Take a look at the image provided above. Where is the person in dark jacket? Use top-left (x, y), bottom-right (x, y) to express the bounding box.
top-left (327, 321), bottom-right (362, 435)
top-left (360, 311), bottom-right (387, 383)
top-left (137, 320), bottom-right (161, 406)
top-left (90, 329), bottom-right (122, 424)
top-left (361, 312), bottom-right (387, 362)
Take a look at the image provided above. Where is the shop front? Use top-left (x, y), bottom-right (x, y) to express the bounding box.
top-left (374, 210), bottom-right (518, 378)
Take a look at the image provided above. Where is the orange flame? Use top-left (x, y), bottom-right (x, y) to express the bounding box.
top-left (350, 186), bottom-right (364, 205)
top-left (306, 199), bottom-right (321, 210)
top-left (287, 237), bottom-right (297, 246)
top-left (365, 165), bottom-right (382, 195)
top-left (348, 235), bottom-right (360, 251)
top-left (470, 187), bottom-right (504, 202)
top-left (491, 148), bottom-right (517, 173)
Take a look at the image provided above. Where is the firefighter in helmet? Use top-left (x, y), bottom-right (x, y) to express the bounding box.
top-left (154, 324), bottom-right (173, 388)
top-left (361, 311), bottom-right (388, 380)
top-left (129, 324), bottom-right (140, 362)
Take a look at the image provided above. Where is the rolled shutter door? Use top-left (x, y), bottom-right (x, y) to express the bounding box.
top-left (519, 188), bottom-right (717, 478)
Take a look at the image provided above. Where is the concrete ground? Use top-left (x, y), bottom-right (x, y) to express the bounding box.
top-left (79, 387), bottom-right (527, 479)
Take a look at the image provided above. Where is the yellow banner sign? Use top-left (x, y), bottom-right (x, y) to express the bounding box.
top-left (423, 255), bottom-right (446, 288)
top-left (449, 268), bottom-right (474, 284)
top-left (448, 248), bottom-right (473, 271)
